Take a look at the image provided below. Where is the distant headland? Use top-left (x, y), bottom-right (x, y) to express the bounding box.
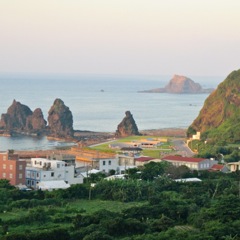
top-left (139, 75), bottom-right (214, 94)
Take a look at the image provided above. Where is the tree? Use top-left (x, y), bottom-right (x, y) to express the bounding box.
top-left (141, 162), bottom-right (170, 181)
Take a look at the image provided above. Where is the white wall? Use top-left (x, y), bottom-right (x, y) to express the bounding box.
top-left (99, 158), bottom-right (119, 173)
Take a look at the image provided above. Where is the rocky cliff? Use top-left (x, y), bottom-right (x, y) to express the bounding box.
top-left (140, 75), bottom-right (213, 94)
top-left (187, 69), bottom-right (240, 143)
top-left (26, 108), bottom-right (47, 133)
top-left (0, 100), bottom-right (47, 135)
top-left (48, 98), bottom-right (74, 138)
top-left (115, 111), bottom-right (140, 137)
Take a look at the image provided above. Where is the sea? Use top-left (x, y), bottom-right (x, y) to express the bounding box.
top-left (0, 73), bottom-right (223, 151)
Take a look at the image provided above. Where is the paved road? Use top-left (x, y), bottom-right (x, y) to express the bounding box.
top-left (172, 139), bottom-right (194, 157)
top-left (89, 139), bottom-right (116, 147)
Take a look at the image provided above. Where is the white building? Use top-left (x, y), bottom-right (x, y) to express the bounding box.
top-left (98, 158), bottom-right (119, 173)
top-left (161, 155), bottom-right (218, 170)
top-left (26, 158), bottom-right (83, 190)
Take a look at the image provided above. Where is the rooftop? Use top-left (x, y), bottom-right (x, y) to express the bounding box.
top-left (121, 147), bottom-right (143, 151)
top-left (174, 178), bottom-right (202, 182)
top-left (210, 164), bottom-right (225, 171)
top-left (162, 155), bottom-right (206, 163)
top-left (135, 157), bottom-right (155, 162)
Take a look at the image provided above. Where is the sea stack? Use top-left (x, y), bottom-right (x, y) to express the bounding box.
top-left (0, 100), bottom-right (47, 135)
top-left (139, 75), bottom-right (213, 94)
top-left (164, 75), bottom-right (202, 93)
top-left (48, 98), bottom-right (74, 138)
top-left (115, 111), bottom-right (140, 137)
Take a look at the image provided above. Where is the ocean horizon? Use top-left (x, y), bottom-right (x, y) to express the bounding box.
top-left (0, 73), bottom-right (223, 150)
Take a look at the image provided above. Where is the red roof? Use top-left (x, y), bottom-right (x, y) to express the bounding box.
top-left (210, 164), bottom-right (224, 171)
top-left (135, 157), bottom-right (154, 162)
top-left (162, 155), bottom-right (206, 163)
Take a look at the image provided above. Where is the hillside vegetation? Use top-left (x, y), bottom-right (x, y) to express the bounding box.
top-left (0, 167), bottom-right (240, 240)
top-left (188, 69), bottom-right (240, 143)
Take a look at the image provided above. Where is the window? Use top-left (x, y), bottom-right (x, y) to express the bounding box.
top-left (108, 160), bottom-right (111, 165)
top-left (36, 173), bottom-right (39, 178)
top-left (3, 156), bottom-right (6, 161)
top-left (103, 161), bottom-right (106, 166)
top-left (9, 173), bottom-right (13, 179)
top-left (57, 163), bottom-right (60, 168)
top-left (9, 165), bottom-right (13, 170)
top-left (2, 173), bottom-right (6, 178)
top-left (51, 172), bottom-right (54, 177)
top-left (19, 165), bottom-right (23, 170)
top-left (3, 164), bottom-right (6, 169)
top-left (19, 173), bottom-right (22, 179)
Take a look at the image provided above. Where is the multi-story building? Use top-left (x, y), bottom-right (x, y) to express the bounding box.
top-left (0, 151), bottom-right (26, 185)
top-left (26, 158), bottom-right (83, 190)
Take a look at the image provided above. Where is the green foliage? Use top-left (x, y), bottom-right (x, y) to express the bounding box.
top-left (1, 171), bottom-right (240, 239)
top-left (188, 69), bottom-right (240, 145)
top-left (2, 228), bottom-right (70, 240)
top-left (141, 162), bottom-right (170, 181)
top-left (0, 180), bottom-right (14, 189)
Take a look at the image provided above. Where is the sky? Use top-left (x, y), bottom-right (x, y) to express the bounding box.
top-left (0, 0), bottom-right (240, 77)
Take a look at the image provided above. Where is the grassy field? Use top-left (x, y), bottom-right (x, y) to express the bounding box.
top-left (0, 198), bottom-right (147, 235)
top-left (90, 135), bottom-right (174, 158)
top-left (0, 199), bottom-right (146, 222)
top-left (68, 199), bottom-right (146, 214)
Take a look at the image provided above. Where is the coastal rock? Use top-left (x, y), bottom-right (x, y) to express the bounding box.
top-left (0, 100), bottom-right (32, 131)
top-left (139, 75), bottom-right (213, 94)
top-left (115, 111), bottom-right (140, 137)
top-left (26, 108), bottom-right (47, 133)
top-left (0, 100), bottom-right (47, 135)
top-left (48, 98), bottom-right (74, 138)
top-left (187, 69), bottom-right (240, 143)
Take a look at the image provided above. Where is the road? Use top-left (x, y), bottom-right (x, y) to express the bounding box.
top-left (90, 137), bottom-right (195, 157)
top-left (172, 139), bottom-right (194, 157)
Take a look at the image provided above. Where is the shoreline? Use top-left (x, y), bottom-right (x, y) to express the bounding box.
top-left (12, 128), bottom-right (187, 158)
top-left (2, 128), bottom-right (187, 158)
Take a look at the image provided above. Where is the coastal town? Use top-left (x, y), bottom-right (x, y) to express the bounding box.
top-left (0, 140), bottom-right (232, 191)
top-left (0, 126), bottom-right (235, 192)
top-left (1, 0), bottom-right (240, 238)
top-left (0, 86), bottom-right (238, 191)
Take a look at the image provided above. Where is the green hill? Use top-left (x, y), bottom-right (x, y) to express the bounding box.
top-left (187, 69), bottom-right (240, 143)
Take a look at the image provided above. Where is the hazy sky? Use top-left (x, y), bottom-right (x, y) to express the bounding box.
top-left (0, 0), bottom-right (240, 76)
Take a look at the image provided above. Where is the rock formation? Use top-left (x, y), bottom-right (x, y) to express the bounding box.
top-left (139, 75), bottom-right (213, 94)
top-left (26, 108), bottom-right (47, 133)
top-left (115, 111), bottom-right (140, 137)
top-left (187, 69), bottom-right (240, 143)
top-left (0, 100), bottom-right (46, 135)
top-left (48, 98), bottom-right (74, 138)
